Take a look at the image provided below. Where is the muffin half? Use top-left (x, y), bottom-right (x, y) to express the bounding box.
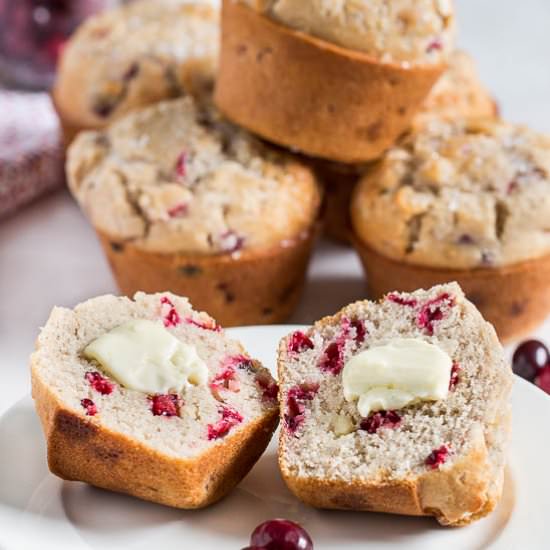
top-left (67, 97), bottom-right (322, 326)
top-left (215, 0), bottom-right (454, 163)
top-left (351, 117), bottom-right (550, 341)
top-left (31, 291), bottom-right (279, 508)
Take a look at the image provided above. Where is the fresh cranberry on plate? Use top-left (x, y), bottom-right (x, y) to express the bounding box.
top-left (244, 519), bottom-right (313, 550)
top-left (512, 339), bottom-right (549, 382)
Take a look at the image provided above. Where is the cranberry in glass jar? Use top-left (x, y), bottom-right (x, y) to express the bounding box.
top-left (0, 0), bottom-right (117, 89)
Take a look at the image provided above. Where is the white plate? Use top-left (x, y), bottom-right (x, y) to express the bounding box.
top-left (1, 325), bottom-right (549, 550)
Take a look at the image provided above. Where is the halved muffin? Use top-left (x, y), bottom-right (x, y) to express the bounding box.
top-left (278, 283), bottom-right (512, 525)
top-left (31, 291), bottom-right (279, 508)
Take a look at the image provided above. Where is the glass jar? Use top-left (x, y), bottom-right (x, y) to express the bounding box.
top-left (0, 0), bottom-right (118, 90)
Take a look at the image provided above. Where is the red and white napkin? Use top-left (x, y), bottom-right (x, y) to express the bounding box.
top-left (0, 89), bottom-right (64, 219)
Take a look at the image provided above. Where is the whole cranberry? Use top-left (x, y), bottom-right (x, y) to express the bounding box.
top-left (249, 519), bottom-right (313, 550)
top-left (535, 365), bottom-right (550, 395)
top-left (512, 340), bottom-right (549, 382)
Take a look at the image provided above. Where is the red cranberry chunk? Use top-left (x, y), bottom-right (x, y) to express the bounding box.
top-left (256, 373), bottom-right (279, 401)
top-left (417, 293), bottom-right (455, 335)
top-left (81, 398), bottom-right (97, 416)
top-left (288, 331), bottom-right (314, 355)
top-left (284, 383), bottom-right (319, 434)
top-left (318, 341), bottom-right (345, 375)
top-left (149, 394), bottom-right (180, 417)
top-left (387, 293), bottom-right (418, 307)
top-left (351, 319), bottom-right (367, 345)
top-left (207, 407), bottom-right (243, 440)
top-left (186, 317), bottom-right (222, 332)
top-left (250, 519), bottom-right (313, 550)
top-left (85, 371), bottom-right (114, 395)
top-left (167, 202), bottom-right (188, 218)
top-left (210, 365), bottom-right (240, 398)
top-left (360, 410), bottom-right (401, 434)
top-left (425, 445), bottom-right (450, 469)
top-left (426, 37), bottom-right (444, 53)
top-left (175, 151), bottom-right (187, 180)
top-left (219, 230), bottom-right (245, 253)
top-left (449, 363), bottom-right (461, 390)
top-left (160, 296), bottom-right (181, 328)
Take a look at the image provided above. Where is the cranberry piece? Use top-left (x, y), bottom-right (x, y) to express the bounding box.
top-left (426, 38), bottom-right (444, 53)
top-left (417, 293), bottom-right (455, 335)
top-left (535, 365), bottom-right (550, 394)
top-left (210, 365), bottom-right (240, 398)
top-left (351, 319), bottom-right (366, 345)
top-left (318, 341), bottom-right (345, 375)
top-left (207, 407), bottom-right (243, 440)
top-left (250, 519), bottom-right (313, 550)
top-left (175, 151), bottom-right (187, 180)
top-left (425, 445), bottom-right (450, 469)
top-left (186, 317), bottom-right (222, 332)
top-left (284, 383), bottom-right (319, 434)
top-left (288, 331), bottom-right (314, 354)
top-left (360, 410), bottom-right (401, 434)
top-left (256, 373), bottom-right (279, 401)
top-left (167, 203), bottom-right (188, 218)
top-left (449, 363), bottom-right (460, 390)
top-left (160, 296), bottom-right (181, 327)
top-left (81, 398), bottom-right (97, 416)
top-left (149, 394), bottom-right (180, 417)
top-left (219, 230), bottom-right (245, 253)
top-left (387, 293), bottom-right (418, 307)
top-left (512, 340), bottom-right (549, 382)
top-left (85, 371), bottom-right (114, 395)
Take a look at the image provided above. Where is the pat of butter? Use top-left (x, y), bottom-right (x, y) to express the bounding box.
top-left (342, 338), bottom-right (452, 417)
top-left (83, 320), bottom-right (208, 394)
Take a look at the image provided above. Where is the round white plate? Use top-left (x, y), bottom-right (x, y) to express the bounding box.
top-left (1, 325), bottom-right (549, 550)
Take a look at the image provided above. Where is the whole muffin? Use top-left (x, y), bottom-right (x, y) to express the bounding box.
top-left (215, 0), bottom-right (454, 163)
top-left (53, 0), bottom-right (219, 144)
top-left (319, 50), bottom-right (497, 243)
top-left (67, 97), bottom-right (322, 327)
top-left (351, 117), bottom-right (550, 341)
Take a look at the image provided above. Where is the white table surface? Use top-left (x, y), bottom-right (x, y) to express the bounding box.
top-left (1, 0), bottom-right (550, 417)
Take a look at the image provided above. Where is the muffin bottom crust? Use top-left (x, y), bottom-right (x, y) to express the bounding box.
top-left (99, 227), bottom-right (319, 327)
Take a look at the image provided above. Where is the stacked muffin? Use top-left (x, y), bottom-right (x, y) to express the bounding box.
top-left (58, 0), bottom-right (550, 339)
top-left (59, 0), bottom-right (322, 327)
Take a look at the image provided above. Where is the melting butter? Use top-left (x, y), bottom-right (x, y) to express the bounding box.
top-left (342, 338), bottom-right (452, 417)
top-left (83, 319), bottom-right (208, 394)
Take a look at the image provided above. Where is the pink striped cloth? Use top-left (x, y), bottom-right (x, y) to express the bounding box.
top-left (0, 89), bottom-right (64, 219)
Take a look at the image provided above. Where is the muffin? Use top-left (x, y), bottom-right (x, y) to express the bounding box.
top-left (53, 0), bottom-right (219, 144)
top-left (31, 291), bottom-right (279, 508)
top-left (277, 283), bottom-right (512, 525)
top-left (215, 0), bottom-right (454, 163)
top-left (320, 50), bottom-right (497, 243)
top-left (67, 97), bottom-right (322, 327)
top-left (351, 117), bottom-right (550, 342)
